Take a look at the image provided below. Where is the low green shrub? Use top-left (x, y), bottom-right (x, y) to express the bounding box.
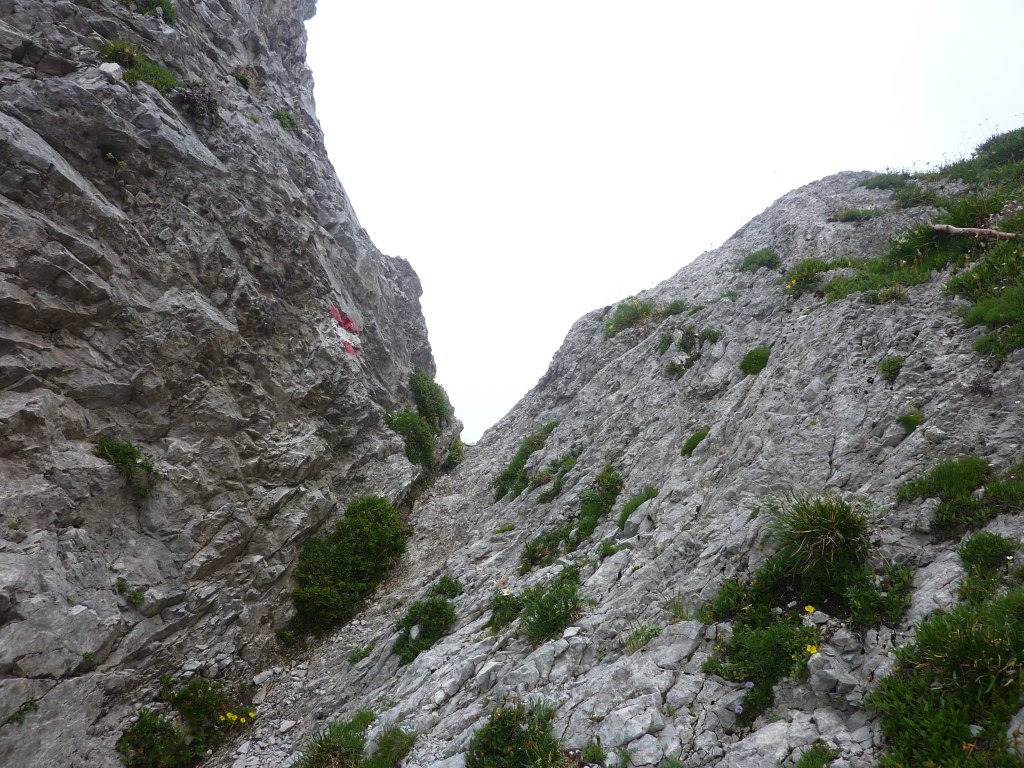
top-left (3, 699), bottom-right (38, 726)
top-left (958, 531), bottom-right (1018, 604)
top-left (662, 299), bottom-right (687, 316)
top-left (393, 596), bottom-right (456, 664)
top-left (272, 108), bottom-right (299, 131)
top-left (124, 59), bottom-right (183, 93)
top-left (577, 465), bottom-right (623, 539)
top-left (116, 678), bottom-right (253, 768)
top-left (835, 208), bottom-right (884, 222)
top-left (597, 539), bottom-right (620, 558)
top-left (101, 39), bottom-right (141, 68)
top-left (896, 408), bottom-right (924, 434)
top-left (605, 298), bottom-right (656, 338)
top-left (867, 588), bottom-right (1024, 767)
top-left (860, 172), bottom-right (909, 190)
top-left (676, 326), bottom-right (698, 354)
top-left (699, 327), bottom-right (722, 344)
top-left (581, 739), bottom-right (606, 764)
top-left (291, 496), bottom-right (405, 634)
top-left (702, 493), bottom-right (911, 726)
top-left (96, 437), bottom-right (160, 497)
top-left (739, 346), bottom-right (770, 376)
top-left (348, 642), bottom-right (375, 664)
top-left (794, 740), bottom-right (841, 768)
top-left (137, 0), bottom-right (177, 22)
top-left (442, 437), bottom-right (464, 471)
top-left (537, 455), bottom-right (576, 503)
top-left (116, 578), bottom-right (146, 606)
top-left (487, 591), bottom-right (524, 632)
top-left (409, 368), bottom-right (452, 430)
top-left (428, 574), bottom-right (463, 599)
top-left (878, 355), bottom-right (904, 382)
top-left (386, 410), bottom-right (435, 466)
top-left (465, 701), bottom-right (566, 768)
top-left (519, 524), bottom-right (573, 574)
top-left (521, 566), bottom-right (581, 646)
top-left (681, 427), bottom-right (710, 457)
top-left (493, 421), bottom-right (558, 501)
top-left (620, 621), bottom-right (660, 652)
top-left (294, 710), bottom-right (415, 768)
top-left (740, 248), bottom-right (781, 272)
top-left (783, 258), bottom-right (830, 295)
top-left (617, 487), bottom-right (658, 529)
top-left (665, 360), bottom-right (687, 379)
top-left (658, 332), bottom-right (672, 355)
top-left (897, 456), bottom-right (1024, 538)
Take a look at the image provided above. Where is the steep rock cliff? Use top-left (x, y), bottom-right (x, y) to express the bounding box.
top-left (0, 1), bottom-right (455, 766)
top-left (201, 172), bottom-right (1023, 768)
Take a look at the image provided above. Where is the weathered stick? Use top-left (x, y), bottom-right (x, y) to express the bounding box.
top-left (928, 223), bottom-right (1020, 240)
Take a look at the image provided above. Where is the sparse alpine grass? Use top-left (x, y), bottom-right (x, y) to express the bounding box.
top-left (620, 621), bottom-right (661, 653)
top-left (896, 407), bottom-right (924, 434)
top-left (386, 410), bottom-right (435, 466)
top-left (386, 369), bottom-right (456, 467)
top-left (294, 710), bottom-right (416, 768)
top-left (487, 590), bottom-right (524, 632)
top-left (867, 587), bottom-right (1024, 768)
top-left (137, 0), bottom-right (177, 22)
top-left (740, 248), bottom-right (780, 272)
top-left (272, 108), bottom-right (299, 131)
top-left (290, 496), bottom-right (405, 635)
top-left (428, 573), bottom-right (463, 599)
top-left (116, 677), bottom-right (254, 768)
top-left (604, 298), bottom-right (656, 338)
top-left (392, 596), bottom-right (457, 664)
top-left (617, 487), bottom-right (658, 529)
top-left (520, 566), bottom-right (581, 646)
top-left (492, 421), bottom-right (558, 501)
top-left (739, 346), bottom-right (770, 376)
top-left (897, 455), bottom-right (1024, 538)
top-left (536, 454), bottom-right (577, 503)
top-left (519, 524), bottom-right (573, 574)
top-left (681, 426), bottom-right (710, 457)
top-left (702, 493), bottom-right (912, 726)
top-left (835, 208), bottom-right (885, 222)
top-left (576, 465), bottom-right (623, 540)
top-left (96, 436), bottom-right (160, 497)
top-left (465, 701), bottom-right (567, 768)
top-left (958, 531), bottom-right (1018, 604)
top-left (878, 355), bottom-right (904, 383)
top-left (794, 740), bottom-right (841, 768)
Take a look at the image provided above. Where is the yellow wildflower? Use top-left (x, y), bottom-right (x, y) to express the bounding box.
top-left (804, 605), bottom-right (814, 613)
top-left (806, 644), bottom-right (818, 654)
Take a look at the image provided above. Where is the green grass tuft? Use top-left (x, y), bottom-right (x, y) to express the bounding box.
top-left (878, 356), bottom-right (904, 382)
top-left (617, 487), bottom-right (658, 529)
top-left (740, 248), bottom-right (781, 272)
top-left (393, 596), bottom-right (456, 664)
top-left (739, 346), bottom-right (770, 376)
top-left (520, 567), bottom-right (581, 646)
top-left (466, 701), bottom-right (566, 768)
top-left (576, 465), bottom-right (623, 540)
top-left (492, 421), bottom-right (558, 500)
top-left (681, 426), bottom-right (710, 457)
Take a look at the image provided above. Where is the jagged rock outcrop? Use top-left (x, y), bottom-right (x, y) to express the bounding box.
top-left (202, 171), bottom-right (1020, 768)
top-left (0, 1), bottom-right (457, 766)
top-left (3, 2), bottom-right (1023, 768)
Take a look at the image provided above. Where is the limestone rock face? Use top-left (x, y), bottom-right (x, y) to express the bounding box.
top-left (201, 171), bottom-right (1021, 768)
top-left (0, 1), bottom-right (453, 765)
top-left (4, 2), bottom-right (1024, 768)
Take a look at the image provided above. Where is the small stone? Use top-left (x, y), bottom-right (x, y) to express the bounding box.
top-left (99, 62), bottom-right (122, 82)
top-left (279, 720), bottom-right (296, 733)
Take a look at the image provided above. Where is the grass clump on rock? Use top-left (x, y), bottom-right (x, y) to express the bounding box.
top-left (617, 486), bottom-right (658, 529)
top-left (867, 588), bottom-right (1024, 768)
top-left (466, 701), bottom-right (566, 768)
top-left (739, 346), bottom-right (771, 376)
top-left (392, 596), bottom-right (456, 664)
top-left (897, 455), bottom-right (1024, 538)
top-left (701, 493), bottom-right (912, 727)
top-left (290, 496), bottom-right (405, 635)
top-left (740, 247), bottom-right (780, 272)
top-left (492, 420), bottom-right (558, 500)
top-left (386, 369), bottom-right (456, 468)
top-left (681, 426), bottom-right (710, 457)
top-left (576, 464), bottom-right (623, 540)
top-left (96, 436), bottom-right (160, 498)
top-left (294, 710), bottom-right (416, 768)
top-left (521, 566), bottom-right (581, 646)
top-left (878, 355), bottom-right (904, 382)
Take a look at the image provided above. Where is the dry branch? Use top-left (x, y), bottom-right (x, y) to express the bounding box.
top-left (928, 223), bottom-right (1020, 240)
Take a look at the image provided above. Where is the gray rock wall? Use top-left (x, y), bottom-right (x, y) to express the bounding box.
top-left (202, 173), bottom-right (1021, 768)
top-left (0, 1), bottom-right (451, 765)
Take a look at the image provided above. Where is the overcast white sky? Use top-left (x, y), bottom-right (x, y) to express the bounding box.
top-left (306, 1), bottom-right (1024, 442)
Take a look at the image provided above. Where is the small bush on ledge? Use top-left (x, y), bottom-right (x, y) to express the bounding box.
top-left (740, 248), bottom-right (780, 272)
top-left (96, 436), bottom-right (160, 497)
top-left (739, 346), bottom-right (770, 376)
top-left (681, 426), bottom-right (710, 457)
top-left (466, 701), bottom-right (566, 768)
top-left (290, 496), bottom-right (405, 635)
top-left (492, 420), bottom-right (558, 500)
top-left (393, 595), bottom-right (456, 664)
